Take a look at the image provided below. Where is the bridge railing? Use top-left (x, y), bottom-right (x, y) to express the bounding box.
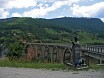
top-left (82, 45), bottom-right (104, 54)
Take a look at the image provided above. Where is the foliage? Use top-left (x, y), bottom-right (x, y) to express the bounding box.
top-left (0, 17), bottom-right (104, 57)
top-left (7, 42), bottom-right (24, 60)
top-left (97, 34), bottom-right (104, 39)
top-left (0, 17), bottom-right (104, 43)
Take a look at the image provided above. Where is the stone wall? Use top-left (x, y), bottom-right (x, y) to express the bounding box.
top-left (25, 44), bottom-right (72, 63)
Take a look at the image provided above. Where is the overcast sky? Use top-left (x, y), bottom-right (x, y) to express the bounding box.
top-left (0, 0), bottom-right (104, 21)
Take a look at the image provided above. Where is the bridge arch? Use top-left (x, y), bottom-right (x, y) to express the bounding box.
top-left (25, 44), bottom-right (37, 60)
top-left (63, 48), bottom-right (72, 65)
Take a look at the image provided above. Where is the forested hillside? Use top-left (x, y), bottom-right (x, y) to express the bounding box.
top-left (0, 17), bottom-right (104, 45)
top-left (0, 17), bottom-right (104, 57)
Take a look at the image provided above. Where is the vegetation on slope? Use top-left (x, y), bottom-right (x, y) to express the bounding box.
top-left (0, 17), bottom-right (104, 59)
top-left (0, 17), bottom-right (104, 43)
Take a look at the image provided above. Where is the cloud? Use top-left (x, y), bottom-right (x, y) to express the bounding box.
top-left (0, 0), bottom-right (37, 9)
top-left (35, 0), bottom-right (80, 2)
top-left (71, 2), bottom-right (104, 18)
top-left (0, 8), bottom-right (9, 18)
top-left (11, 12), bottom-right (22, 17)
top-left (0, 0), bottom-right (80, 9)
top-left (101, 18), bottom-right (104, 22)
top-left (0, 0), bottom-right (104, 20)
top-left (22, 0), bottom-right (80, 18)
top-left (57, 16), bottom-right (67, 18)
top-left (0, 0), bottom-right (7, 8)
top-left (22, 1), bottom-right (66, 17)
top-left (0, 0), bottom-right (80, 18)
top-left (7, 0), bottom-right (37, 9)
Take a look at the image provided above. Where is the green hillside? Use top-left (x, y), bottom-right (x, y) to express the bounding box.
top-left (0, 17), bottom-right (104, 45)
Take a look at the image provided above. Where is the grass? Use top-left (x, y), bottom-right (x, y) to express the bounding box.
top-left (89, 64), bottom-right (104, 70)
top-left (45, 28), bottom-right (59, 35)
top-left (0, 59), bottom-right (70, 70)
top-left (0, 59), bottom-right (104, 71)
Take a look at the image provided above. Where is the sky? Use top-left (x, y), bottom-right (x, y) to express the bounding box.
top-left (0, 0), bottom-right (104, 22)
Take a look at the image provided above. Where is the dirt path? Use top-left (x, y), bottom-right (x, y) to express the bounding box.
top-left (0, 67), bottom-right (104, 78)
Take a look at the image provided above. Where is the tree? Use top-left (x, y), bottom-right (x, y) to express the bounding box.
top-left (7, 42), bottom-right (24, 60)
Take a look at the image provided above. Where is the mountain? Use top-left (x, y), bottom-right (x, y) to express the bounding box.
top-left (0, 17), bottom-right (104, 32)
top-left (50, 17), bottom-right (104, 33)
top-left (0, 17), bottom-right (104, 44)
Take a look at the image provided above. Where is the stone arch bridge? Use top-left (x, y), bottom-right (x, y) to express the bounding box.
top-left (24, 43), bottom-right (104, 65)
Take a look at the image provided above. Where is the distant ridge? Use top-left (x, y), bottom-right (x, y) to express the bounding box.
top-left (0, 17), bottom-right (104, 33)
